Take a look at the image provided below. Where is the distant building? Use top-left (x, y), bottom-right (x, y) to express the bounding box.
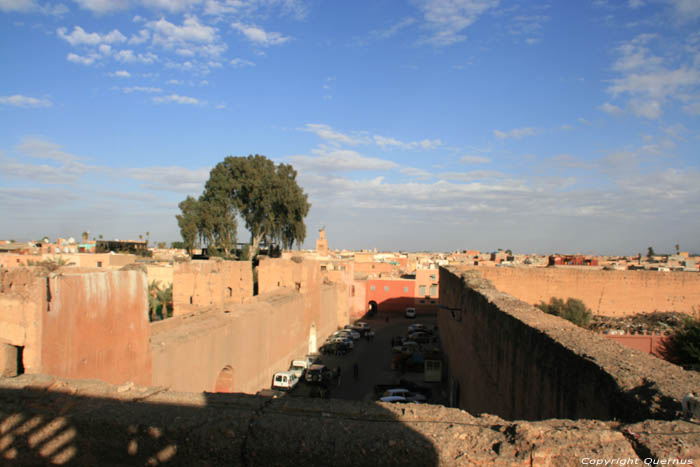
top-left (315, 228), bottom-right (329, 256)
top-left (548, 255), bottom-right (598, 266)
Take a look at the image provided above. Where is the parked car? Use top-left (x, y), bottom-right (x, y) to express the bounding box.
top-left (408, 323), bottom-right (430, 334)
top-left (405, 307), bottom-right (416, 318)
top-left (272, 371), bottom-right (299, 391)
top-left (319, 342), bottom-right (351, 356)
top-left (407, 331), bottom-right (433, 343)
top-left (351, 321), bottom-right (371, 335)
top-left (329, 336), bottom-right (354, 349)
top-left (374, 380), bottom-right (432, 399)
top-left (392, 341), bottom-right (421, 354)
top-left (305, 364), bottom-right (338, 384)
top-left (337, 329), bottom-right (360, 340)
top-left (382, 388), bottom-right (427, 403)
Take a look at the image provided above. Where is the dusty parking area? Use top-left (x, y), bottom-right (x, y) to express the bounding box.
top-left (288, 309), bottom-right (446, 404)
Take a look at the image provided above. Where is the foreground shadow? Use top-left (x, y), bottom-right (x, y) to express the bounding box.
top-left (0, 377), bottom-right (439, 466)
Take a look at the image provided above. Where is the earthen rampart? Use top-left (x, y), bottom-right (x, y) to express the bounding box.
top-left (439, 266), bottom-right (700, 422)
top-left (467, 266), bottom-right (700, 316)
top-left (0, 375), bottom-right (696, 465)
top-left (151, 282), bottom-right (340, 394)
top-left (0, 267), bottom-right (152, 385)
top-left (172, 259), bottom-right (253, 315)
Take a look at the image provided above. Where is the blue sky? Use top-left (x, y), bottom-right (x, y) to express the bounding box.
top-left (1, 0), bottom-right (699, 255)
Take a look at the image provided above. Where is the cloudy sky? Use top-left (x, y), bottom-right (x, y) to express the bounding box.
top-left (1, 0), bottom-right (699, 255)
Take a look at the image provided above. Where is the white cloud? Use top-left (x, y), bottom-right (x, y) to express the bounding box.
top-left (152, 93), bottom-right (203, 105)
top-left (16, 137), bottom-right (81, 163)
top-left (628, 99), bottom-right (662, 119)
top-left (419, 0), bottom-right (500, 46)
top-left (72, 0), bottom-right (129, 13)
top-left (231, 22), bottom-right (290, 46)
top-left (128, 29), bottom-right (150, 45)
top-left (302, 123), bottom-right (368, 145)
top-left (109, 69), bottom-right (131, 77)
top-left (493, 127), bottom-right (537, 139)
top-left (373, 134), bottom-right (441, 150)
top-left (0, 0), bottom-right (67, 14)
top-left (460, 155), bottom-right (491, 164)
top-left (124, 165), bottom-right (209, 192)
top-left (122, 86), bottom-right (162, 93)
top-left (57, 26), bottom-right (126, 46)
top-left (606, 33), bottom-right (700, 119)
top-left (400, 167), bottom-right (431, 179)
top-left (114, 49), bottom-right (158, 63)
top-left (0, 94), bottom-right (52, 108)
top-left (67, 52), bottom-right (99, 65)
top-left (166, 79), bottom-right (183, 85)
top-left (140, 0), bottom-right (203, 12)
top-left (230, 57), bottom-right (255, 67)
top-left (0, 0), bottom-right (36, 12)
top-left (599, 102), bottom-right (623, 115)
top-left (439, 170), bottom-right (507, 181)
top-left (667, 0), bottom-right (700, 20)
top-left (146, 16), bottom-right (226, 58)
top-left (289, 148), bottom-right (398, 172)
top-left (148, 16), bottom-right (217, 45)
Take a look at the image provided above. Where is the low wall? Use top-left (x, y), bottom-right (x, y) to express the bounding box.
top-left (602, 334), bottom-right (669, 358)
top-left (469, 266), bottom-right (700, 317)
top-left (0, 375), bottom-right (696, 466)
top-left (151, 283), bottom-right (341, 394)
top-left (172, 259), bottom-right (253, 315)
top-left (439, 266), bottom-right (700, 422)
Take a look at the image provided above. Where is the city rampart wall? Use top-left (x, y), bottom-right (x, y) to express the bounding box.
top-left (150, 282), bottom-right (340, 394)
top-left (40, 270), bottom-right (152, 386)
top-left (438, 266), bottom-right (700, 422)
top-left (172, 259), bottom-right (253, 315)
top-left (468, 266), bottom-right (700, 316)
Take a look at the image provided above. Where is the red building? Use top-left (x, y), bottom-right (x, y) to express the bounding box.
top-left (365, 276), bottom-right (439, 315)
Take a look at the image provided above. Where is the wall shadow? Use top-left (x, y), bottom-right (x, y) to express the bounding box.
top-left (359, 297), bottom-right (440, 320)
top-left (0, 380), bottom-right (440, 466)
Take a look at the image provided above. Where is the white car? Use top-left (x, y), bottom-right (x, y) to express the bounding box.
top-left (272, 371), bottom-right (299, 391)
top-left (382, 388), bottom-right (427, 403)
top-left (380, 396), bottom-right (409, 403)
top-left (405, 307), bottom-right (416, 318)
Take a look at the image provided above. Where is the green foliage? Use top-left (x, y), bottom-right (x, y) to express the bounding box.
top-left (148, 280), bottom-right (173, 321)
top-left (660, 317), bottom-right (700, 371)
top-left (240, 244), bottom-right (251, 261)
top-left (536, 297), bottom-right (592, 328)
top-left (177, 154), bottom-right (310, 258)
top-left (171, 241), bottom-right (186, 249)
top-left (647, 246), bottom-right (656, 259)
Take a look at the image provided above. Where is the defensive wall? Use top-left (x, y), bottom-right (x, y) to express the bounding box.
top-left (0, 252), bottom-right (137, 270)
top-left (439, 266), bottom-right (700, 422)
top-left (172, 259), bottom-right (253, 316)
top-left (0, 374), bottom-right (697, 465)
top-left (0, 267), bottom-right (151, 386)
top-left (467, 266), bottom-right (700, 317)
top-left (150, 283), bottom-right (340, 394)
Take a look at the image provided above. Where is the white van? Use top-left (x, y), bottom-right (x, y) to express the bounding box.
top-left (272, 371), bottom-right (299, 391)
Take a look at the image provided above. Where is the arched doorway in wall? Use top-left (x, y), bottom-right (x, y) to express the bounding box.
top-left (309, 323), bottom-right (317, 354)
top-left (368, 300), bottom-right (378, 317)
top-left (214, 365), bottom-right (235, 393)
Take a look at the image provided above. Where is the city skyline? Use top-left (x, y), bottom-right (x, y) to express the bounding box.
top-left (1, 0), bottom-right (699, 255)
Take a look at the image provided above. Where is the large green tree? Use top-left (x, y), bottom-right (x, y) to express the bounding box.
top-left (177, 155), bottom-right (309, 257)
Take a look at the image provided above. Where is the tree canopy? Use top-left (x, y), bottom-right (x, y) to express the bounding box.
top-left (176, 154), bottom-right (310, 257)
